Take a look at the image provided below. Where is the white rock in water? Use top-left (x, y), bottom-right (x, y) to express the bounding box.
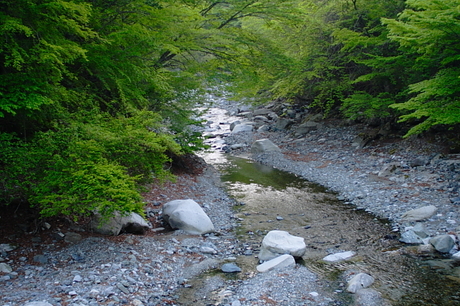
top-left (163, 199), bottom-right (215, 235)
top-left (256, 254), bottom-right (295, 273)
top-left (323, 251), bottom-right (356, 262)
top-left (258, 230), bottom-right (306, 261)
top-left (251, 139), bottom-right (281, 154)
top-left (401, 205), bottom-right (437, 221)
top-left (347, 273), bottom-right (375, 293)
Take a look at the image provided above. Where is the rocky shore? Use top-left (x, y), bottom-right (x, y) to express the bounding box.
top-left (1, 97), bottom-right (460, 306)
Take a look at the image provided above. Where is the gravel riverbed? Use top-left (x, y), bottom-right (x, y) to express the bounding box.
top-left (1, 99), bottom-right (459, 306)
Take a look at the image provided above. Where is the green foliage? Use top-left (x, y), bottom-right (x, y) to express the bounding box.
top-left (383, 0), bottom-right (460, 136)
top-left (341, 92), bottom-right (395, 120)
top-left (0, 109), bottom-right (179, 220)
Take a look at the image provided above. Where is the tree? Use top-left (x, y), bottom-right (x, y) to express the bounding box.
top-left (383, 0), bottom-right (460, 136)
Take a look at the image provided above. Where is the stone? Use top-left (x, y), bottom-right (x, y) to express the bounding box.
top-left (295, 121), bottom-right (319, 136)
top-left (452, 251), bottom-right (460, 260)
top-left (253, 109), bottom-right (271, 116)
top-left (412, 223), bottom-right (428, 238)
top-left (231, 123), bottom-right (253, 134)
top-left (256, 254), bottom-right (295, 273)
top-left (221, 263), bottom-right (241, 273)
top-left (399, 230), bottom-right (424, 244)
top-left (73, 275), bottom-right (82, 282)
top-left (353, 288), bottom-right (391, 306)
top-left (258, 230), bottom-right (306, 261)
top-left (347, 273), bottom-right (375, 293)
top-left (0, 243), bottom-right (16, 252)
top-left (251, 139), bottom-right (281, 155)
top-left (378, 162), bottom-right (401, 177)
top-left (400, 205), bottom-right (438, 222)
top-left (323, 251), bottom-right (356, 262)
top-left (33, 254), bottom-right (48, 264)
top-left (430, 235), bottom-right (455, 253)
top-left (91, 212), bottom-right (150, 236)
top-left (64, 232), bottom-right (82, 244)
top-left (230, 121), bottom-right (241, 131)
top-left (275, 118), bottom-right (293, 130)
top-left (162, 199), bottom-right (215, 235)
top-left (0, 262), bottom-right (12, 273)
top-left (23, 302), bottom-right (53, 306)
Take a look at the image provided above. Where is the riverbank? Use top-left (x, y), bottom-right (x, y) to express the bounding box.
top-left (222, 106), bottom-right (459, 239)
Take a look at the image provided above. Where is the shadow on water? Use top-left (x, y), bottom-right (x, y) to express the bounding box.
top-left (211, 154), bottom-right (460, 306)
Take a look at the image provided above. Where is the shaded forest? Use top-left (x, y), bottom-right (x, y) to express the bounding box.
top-left (1, 0), bottom-right (459, 220)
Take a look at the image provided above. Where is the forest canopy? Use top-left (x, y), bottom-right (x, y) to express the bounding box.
top-left (1, 0), bottom-right (459, 221)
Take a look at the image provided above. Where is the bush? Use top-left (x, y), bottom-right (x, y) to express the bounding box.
top-left (0, 109), bottom-right (183, 221)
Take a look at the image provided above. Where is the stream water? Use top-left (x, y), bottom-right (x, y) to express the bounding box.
top-left (194, 104), bottom-right (460, 305)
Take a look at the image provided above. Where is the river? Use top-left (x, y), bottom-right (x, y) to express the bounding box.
top-left (194, 100), bottom-right (460, 305)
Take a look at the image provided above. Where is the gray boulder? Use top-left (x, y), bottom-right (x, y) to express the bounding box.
top-left (295, 121), bottom-right (320, 136)
top-left (401, 205), bottom-right (438, 222)
top-left (91, 212), bottom-right (150, 236)
top-left (275, 118), bottom-right (294, 130)
top-left (399, 230), bottom-right (424, 244)
top-left (430, 235), bottom-right (455, 253)
top-left (253, 108), bottom-right (271, 116)
top-left (347, 273), bottom-right (375, 293)
top-left (251, 139), bottom-right (281, 154)
top-left (258, 230), bottom-right (306, 261)
top-left (162, 199), bottom-right (215, 235)
top-left (229, 120), bottom-right (241, 131)
top-left (231, 123), bottom-right (253, 134)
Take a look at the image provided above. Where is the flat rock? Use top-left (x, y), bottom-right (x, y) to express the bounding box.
top-left (162, 199), bottom-right (215, 235)
top-left (347, 273), bottom-right (375, 293)
top-left (323, 251), bottom-right (356, 262)
top-left (258, 230), bottom-right (306, 261)
top-left (221, 263), bottom-right (241, 273)
top-left (23, 302), bottom-right (53, 306)
top-left (401, 205), bottom-right (437, 221)
top-left (256, 254), bottom-right (295, 273)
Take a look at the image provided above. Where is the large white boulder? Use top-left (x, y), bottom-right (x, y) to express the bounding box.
top-left (251, 139), bottom-right (281, 154)
top-left (162, 199), bottom-right (215, 235)
top-left (91, 212), bottom-right (150, 236)
top-left (258, 230), bottom-right (306, 261)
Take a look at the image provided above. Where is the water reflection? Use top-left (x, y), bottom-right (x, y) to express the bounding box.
top-left (207, 154), bottom-right (460, 305)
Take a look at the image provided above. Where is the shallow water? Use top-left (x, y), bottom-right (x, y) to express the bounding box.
top-left (186, 102), bottom-right (460, 305)
top-left (209, 153), bottom-right (460, 305)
